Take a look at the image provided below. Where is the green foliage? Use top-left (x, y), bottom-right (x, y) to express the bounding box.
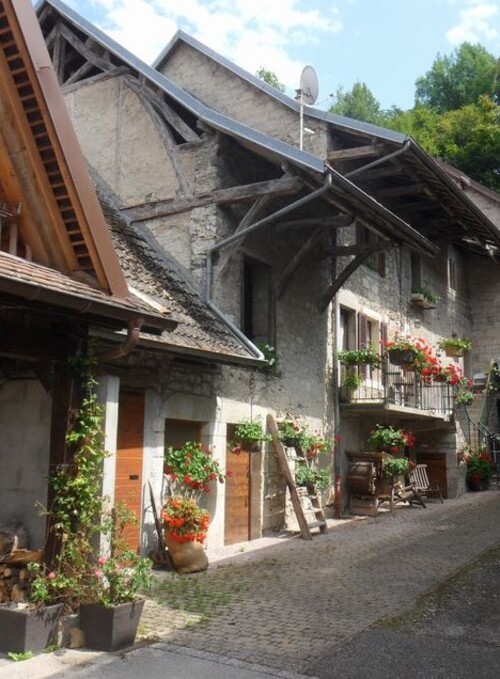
top-left (7, 651), bottom-right (33, 662)
top-left (233, 419), bottom-right (272, 445)
top-left (295, 460), bottom-right (330, 491)
top-left (411, 287), bottom-right (440, 304)
top-left (337, 345), bottom-right (381, 367)
top-left (383, 456), bottom-right (410, 478)
top-left (454, 389), bottom-right (474, 406)
top-left (256, 342), bottom-right (279, 370)
top-left (439, 337), bottom-right (472, 351)
top-left (28, 356), bottom-right (152, 611)
top-left (255, 67), bottom-right (285, 92)
top-left (165, 441), bottom-right (227, 498)
top-left (464, 448), bottom-right (492, 481)
top-left (278, 417), bottom-right (330, 455)
top-left (329, 81), bottom-right (384, 125)
top-left (368, 425), bottom-right (416, 453)
top-left (415, 43), bottom-right (499, 113)
top-left (342, 370), bottom-right (362, 390)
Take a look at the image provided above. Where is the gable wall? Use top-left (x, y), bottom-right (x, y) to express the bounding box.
top-left (64, 76), bottom-right (181, 207)
top-left (160, 44), bottom-right (328, 157)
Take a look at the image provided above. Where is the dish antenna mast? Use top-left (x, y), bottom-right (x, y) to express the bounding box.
top-left (296, 65), bottom-right (318, 150)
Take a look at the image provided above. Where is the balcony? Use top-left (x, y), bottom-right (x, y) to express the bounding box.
top-left (339, 366), bottom-right (454, 420)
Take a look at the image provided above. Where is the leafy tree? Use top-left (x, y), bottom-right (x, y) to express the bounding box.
top-left (329, 81), bottom-right (384, 125)
top-left (256, 67), bottom-right (285, 92)
top-left (415, 43), bottom-right (499, 113)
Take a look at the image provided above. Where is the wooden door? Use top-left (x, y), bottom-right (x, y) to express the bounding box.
top-left (115, 391), bottom-right (145, 551)
top-left (224, 425), bottom-right (251, 545)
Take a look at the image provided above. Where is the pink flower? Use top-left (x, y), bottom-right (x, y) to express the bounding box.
top-left (94, 569), bottom-right (103, 578)
top-left (97, 556), bottom-right (107, 566)
top-left (47, 571), bottom-right (56, 580)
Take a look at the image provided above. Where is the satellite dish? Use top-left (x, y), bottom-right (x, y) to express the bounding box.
top-left (300, 65), bottom-right (318, 105)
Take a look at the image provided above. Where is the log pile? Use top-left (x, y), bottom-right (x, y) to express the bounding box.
top-left (0, 563), bottom-right (30, 603)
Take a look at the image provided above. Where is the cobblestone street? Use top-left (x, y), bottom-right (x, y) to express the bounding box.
top-left (142, 490), bottom-right (500, 674)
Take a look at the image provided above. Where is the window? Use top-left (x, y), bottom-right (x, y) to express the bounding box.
top-left (242, 256), bottom-right (274, 344)
top-left (411, 253), bottom-right (422, 292)
top-left (356, 225), bottom-right (385, 277)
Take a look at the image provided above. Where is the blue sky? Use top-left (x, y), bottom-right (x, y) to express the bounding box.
top-left (53, 0), bottom-right (499, 110)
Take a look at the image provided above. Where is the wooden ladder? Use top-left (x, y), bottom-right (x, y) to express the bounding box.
top-left (267, 415), bottom-right (327, 540)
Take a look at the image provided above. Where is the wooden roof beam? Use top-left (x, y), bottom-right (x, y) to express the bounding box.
top-left (126, 176), bottom-right (304, 222)
top-left (327, 144), bottom-right (386, 162)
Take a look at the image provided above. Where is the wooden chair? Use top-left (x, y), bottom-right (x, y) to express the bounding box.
top-left (409, 464), bottom-right (444, 503)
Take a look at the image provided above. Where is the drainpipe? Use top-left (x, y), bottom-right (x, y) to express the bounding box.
top-left (343, 140), bottom-right (411, 179)
top-left (97, 318), bottom-right (144, 363)
top-left (205, 172), bottom-right (333, 297)
top-left (204, 173), bottom-right (334, 358)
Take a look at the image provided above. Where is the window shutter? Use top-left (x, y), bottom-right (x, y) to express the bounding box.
top-left (358, 313), bottom-right (369, 379)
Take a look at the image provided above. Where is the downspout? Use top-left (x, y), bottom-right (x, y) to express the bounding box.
top-left (343, 140), bottom-right (411, 179)
top-left (97, 318), bottom-right (144, 363)
top-left (204, 172), bottom-right (334, 358)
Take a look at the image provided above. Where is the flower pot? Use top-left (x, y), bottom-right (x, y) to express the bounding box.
top-left (0, 602), bottom-right (63, 653)
top-left (164, 532), bottom-right (209, 574)
top-left (79, 599), bottom-right (144, 651)
top-left (467, 478), bottom-right (490, 492)
top-left (444, 346), bottom-right (464, 358)
top-left (387, 349), bottom-right (415, 367)
top-left (239, 440), bottom-right (261, 453)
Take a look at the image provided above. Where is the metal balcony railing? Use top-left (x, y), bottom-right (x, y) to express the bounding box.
top-left (339, 364), bottom-right (454, 418)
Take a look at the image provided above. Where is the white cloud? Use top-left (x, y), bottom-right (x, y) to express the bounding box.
top-left (446, 2), bottom-right (499, 45)
top-left (71, 0), bottom-right (342, 92)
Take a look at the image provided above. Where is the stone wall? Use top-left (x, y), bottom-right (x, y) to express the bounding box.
top-left (0, 381), bottom-right (51, 548)
top-left (160, 43), bottom-right (328, 157)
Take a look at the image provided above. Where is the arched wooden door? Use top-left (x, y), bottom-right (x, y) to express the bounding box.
top-left (115, 390), bottom-right (145, 551)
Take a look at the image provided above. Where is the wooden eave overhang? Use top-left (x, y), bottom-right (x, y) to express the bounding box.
top-left (1, 0), bottom-right (128, 296)
top-left (0, 250), bottom-right (175, 333)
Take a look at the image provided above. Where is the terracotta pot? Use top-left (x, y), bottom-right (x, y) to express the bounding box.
top-left (164, 532), bottom-right (209, 574)
top-left (444, 346), bottom-right (464, 358)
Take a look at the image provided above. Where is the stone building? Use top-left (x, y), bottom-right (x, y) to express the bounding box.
top-left (34, 0), bottom-right (500, 550)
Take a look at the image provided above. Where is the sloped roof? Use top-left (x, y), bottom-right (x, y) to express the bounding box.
top-left (155, 30), bottom-right (500, 252)
top-left (0, 249), bottom-right (174, 333)
top-left (4, 0), bottom-right (129, 294)
top-left (99, 195), bottom-right (262, 365)
top-left (35, 0), bottom-right (439, 257)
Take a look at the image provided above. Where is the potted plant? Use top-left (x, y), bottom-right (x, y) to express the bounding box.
top-left (161, 497), bottom-right (210, 574)
top-left (337, 345), bottom-right (382, 368)
top-left (230, 418), bottom-right (272, 453)
top-left (382, 456), bottom-right (410, 478)
top-left (278, 417), bottom-right (305, 448)
top-left (438, 336), bottom-right (472, 358)
top-left (464, 448), bottom-right (492, 491)
top-left (368, 424), bottom-right (416, 454)
top-left (384, 335), bottom-right (439, 377)
top-left (0, 594), bottom-right (62, 654)
top-left (295, 462), bottom-right (330, 492)
top-left (410, 287), bottom-right (440, 309)
top-left (25, 356), bottom-right (153, 652)
top-left (164, 441), bottom-right (227, 572)
top-left (454, 389), bottom-right (474, 406)
top-left (340, 370), bottom-right (362, 401)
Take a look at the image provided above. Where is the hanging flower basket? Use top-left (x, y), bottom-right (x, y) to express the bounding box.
top-left (387, 348), bottom-right (416, 367)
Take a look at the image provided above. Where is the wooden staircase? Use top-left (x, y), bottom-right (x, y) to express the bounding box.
top-left (267, 415), bottom-right (327, 540)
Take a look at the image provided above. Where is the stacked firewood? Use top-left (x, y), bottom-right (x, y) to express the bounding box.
top-left (0, 563), bottom-right (30, 603)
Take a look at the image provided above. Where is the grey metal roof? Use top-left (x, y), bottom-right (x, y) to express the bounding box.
top-left (36, 0), bottom-right (438, 256)
top-left (154, 30), bottom-right (409, 146)
top-left (37, 0), bottom-right (324, 175)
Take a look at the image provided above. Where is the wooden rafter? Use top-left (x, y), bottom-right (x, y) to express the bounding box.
top-left (124, 80), bottom-right (192, 197)
top-left (276, 228), bottom-right (323, 299)
top-left (126, 176), bottom-right (303, 222)
top-left (319, 242), bottom-right (393, 312)
top-left (218, 194), bottom-right (272, 275)
top-left (58, 23), bottom-right (113, 74)
top-left (327, 144), bottom-right (386, 162)
top-left (276, 214), bottom-right (353, 230)
top-left (124, 75), bottom-right (200, 143)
